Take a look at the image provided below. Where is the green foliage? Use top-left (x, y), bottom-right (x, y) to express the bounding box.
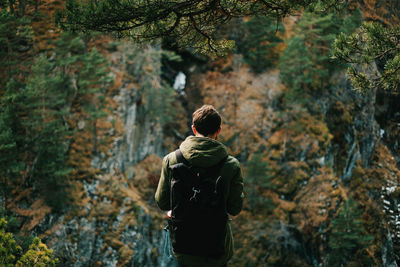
top-left (16, 237), bottom-right (58, 266)
top-left (0, 209), bottom-right (21, 234)
top-left (0, 81), bottom-right (26, 212)
top-left (0, 28), bottom-right (113, 209)
top-left (0, 218), bottom-right (58, 266)
top-left (279, 9), bottom-right (362, 101)
top-left (0, 108), bottom-right (22, 211)
top-left (50, 33), bottom-right (112, 155)
top-left (306, 0), bottom-right (355, 14)
top-left (50, 32), bottom-right (112, 106)
top-left (0, 9), bottom-right (33, 82)
top-left (238, 16), bottom-right (284, 73)
top-left (0, 9), bottom-right (31, 209)
top-left (327, 197), bottom-right (374, 266)
top-left (332, 22), bottom-right (400, 92)
top-left (15, 49), bottom-right (79, 209)
top-left (279, 35), bottom-right (316, 102)
top-left (246, 152), bottom-right (274, 214)
top-left (56, 0), bottom-right (341, 55)
top-left (0, 209), bottom-right (37, 253)
top-left (23, 32), bottom-right (112, 207)
top-left (0, 218), bottom-right (22, 266)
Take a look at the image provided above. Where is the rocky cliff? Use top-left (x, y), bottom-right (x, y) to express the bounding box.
top-left (39, 41), bottom-right (179, 266)
top-left (2, 0), bottom-right (400, 266)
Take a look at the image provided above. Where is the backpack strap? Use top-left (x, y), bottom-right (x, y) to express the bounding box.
top-left (175, 148), bottom-right (228, 170)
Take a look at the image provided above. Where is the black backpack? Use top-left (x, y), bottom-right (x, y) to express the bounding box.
top-left (168, 149), bottom-right (228, 258)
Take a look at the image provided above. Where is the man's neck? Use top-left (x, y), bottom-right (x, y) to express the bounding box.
top-left (195, 133), bottom-right (217, 140)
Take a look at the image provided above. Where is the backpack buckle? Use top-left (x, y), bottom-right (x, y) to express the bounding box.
top-left (190, 187), bottom-right (201, 202)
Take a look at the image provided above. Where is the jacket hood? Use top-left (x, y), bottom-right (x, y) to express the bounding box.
top-left (179, 136), bottom-right (228, 168)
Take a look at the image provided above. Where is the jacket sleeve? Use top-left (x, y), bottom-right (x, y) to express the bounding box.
top-left (227, 162), bottom-right (244, 216)
top-left (155, 155), bottom-right (171, 211)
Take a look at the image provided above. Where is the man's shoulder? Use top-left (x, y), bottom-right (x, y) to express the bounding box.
top-left (223, 155), bottom-right (241, 171)
top-left (163, 149), bottom-right (240, 170)
top-left (163, 150), bottom-right (178, 166)
top-left (226, 155), bottom-right (240, 165)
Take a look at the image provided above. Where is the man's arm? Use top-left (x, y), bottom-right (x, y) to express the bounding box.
top-left (227, 163), bottom-right (244, 216)
top-left (155, 156), bottom-right (171, 211)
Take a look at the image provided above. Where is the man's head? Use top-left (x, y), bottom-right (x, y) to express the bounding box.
top-left (192, 105), bottom-right (221, 139)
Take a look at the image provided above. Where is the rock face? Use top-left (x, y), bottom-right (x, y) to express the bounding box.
top-left (47, 178), bottom-right (172, 267)
top-left (91, 44), bottom-right (166, 174)
top-left (321, 79), bottom-right (399, 266)
top-left (41, 42), bottom-right (175, 266)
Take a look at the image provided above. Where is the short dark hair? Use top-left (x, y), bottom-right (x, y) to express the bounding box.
top-left (192, 105), bottom-right (221, 136)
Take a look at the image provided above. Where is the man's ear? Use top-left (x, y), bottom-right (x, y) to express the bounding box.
top-left (192, 124), bottom-right (197, 135)
top-left (213, 127), bottom-right (221, 139)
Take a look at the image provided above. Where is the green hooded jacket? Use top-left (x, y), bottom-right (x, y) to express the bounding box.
top-left (155, 136), bottom-right (244, 267)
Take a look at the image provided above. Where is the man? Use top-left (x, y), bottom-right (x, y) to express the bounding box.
top-left (155, 105), bottom-right (244, 267)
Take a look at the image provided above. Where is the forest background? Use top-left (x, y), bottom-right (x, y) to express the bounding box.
top-left (0, 0), bottom-right (399, 266)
